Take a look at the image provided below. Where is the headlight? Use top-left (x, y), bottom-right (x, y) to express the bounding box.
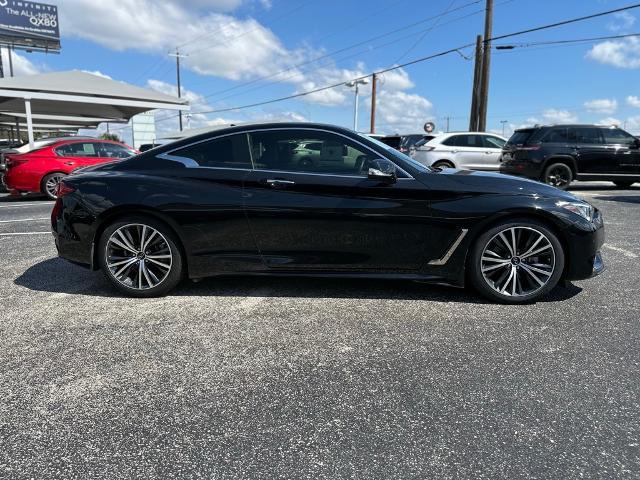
top-left (557, 200), bottom-right (594, 222)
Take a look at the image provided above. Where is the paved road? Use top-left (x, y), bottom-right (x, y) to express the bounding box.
top-left (0, 185), bottom-right (638, 479)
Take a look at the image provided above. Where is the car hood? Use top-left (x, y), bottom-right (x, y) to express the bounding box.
top-left (429, 168), bottom-right (581, 201)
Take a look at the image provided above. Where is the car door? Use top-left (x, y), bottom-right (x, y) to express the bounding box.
top-left (480, 135), bottom-right (506, 170)
top-left (600, 127), bottom-right (640, 174)
top-left (155, 133), bottom-right (260, 277)
top-left (451, 134), bottom-right (490, 170)
top-left (569, 127), bottom-right (616, 174)
top-left (243, 128), bottom-right (435, 272)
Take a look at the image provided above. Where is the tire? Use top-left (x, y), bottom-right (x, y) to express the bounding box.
top-left (542, 162), bottom-right (573, 190)
top-left (613, 181), bottom-right (634, 189)
top-left (433, 160), bottom-right (455, 170)
top-left (97, 216), bottom-right (184, 297)
top-left (468, 218), bottom-right (565, 304)
top-left (41, 172), bottom-right (67, 199)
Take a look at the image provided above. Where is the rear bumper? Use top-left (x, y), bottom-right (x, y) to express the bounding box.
top-left (51, 195), bottom-right (95, 268)
top-left (500, 161), bottom-right (542, 181)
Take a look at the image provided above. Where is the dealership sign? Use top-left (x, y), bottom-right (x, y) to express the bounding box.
top-left (0, 1), bottom-right (60, 51)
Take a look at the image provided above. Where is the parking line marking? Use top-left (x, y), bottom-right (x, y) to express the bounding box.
top-left (0, 231), bottom-right (50, 236)
top-left (0, 203), bottom-right (54, 209)
top-left (603, 244), bottom-right (638, 258)
top-left (0, 217), bottom-right (49, 223)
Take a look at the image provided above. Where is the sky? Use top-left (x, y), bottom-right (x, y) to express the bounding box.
top-left (8, 0), bottom-right (640, 143)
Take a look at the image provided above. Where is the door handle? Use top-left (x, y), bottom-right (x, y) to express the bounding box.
top-left (64, 161), bottom-right (75, 166)
top-left (265, 179), bottom-right (295, 188)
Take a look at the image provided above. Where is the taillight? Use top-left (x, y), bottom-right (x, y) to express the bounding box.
top-left (5, 155), bottom-right (29, 168)
top-left (519, 142), bottom-right (541, 151)
top-left (55, 181), bottom-right (76, 197)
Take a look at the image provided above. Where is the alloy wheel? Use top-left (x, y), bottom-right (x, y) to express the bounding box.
top-left (105, 223), bottom-right (173, 290)
top-left (45, 174), bottom-right (65, 198)
top-left (545, 165), bottom-right (571, 188)
top-left (480, 226), bottom-right (556, 298)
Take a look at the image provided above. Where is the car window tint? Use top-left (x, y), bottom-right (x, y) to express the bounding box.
top-left (569, 127), bottom-right (603, 145)
top-left (248, 130), bottom-right (378, 176)
top-left (98, 143), bottom-right (136, 159)
top-left (170, 133), bottom-right (252, 169)
top-left (601, 128), bottom-right (636, 146)
top-left (441, 135), bottom-right (459, 147)
top-left (451, 135), bottom-right (482, 147)
top-left (543, 128), bottom-right (570, 143)
top-left (56, 142), bottom-right (100, 157)
top-left (483, 136), bottom-right (506, 148)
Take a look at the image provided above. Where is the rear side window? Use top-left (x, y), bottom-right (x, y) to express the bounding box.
top-left (56, 142), bottom-right (100, 157)
top-left (542, 128), bottom-right (570, 143)
top-left (569, 127), bottom-right (604, 145)
top-left (444, 135), bottom-right (483, 147)
top-left (601, 128), bottom-right (636, 146)
top-left (169, 133), bottom-right (252, 169)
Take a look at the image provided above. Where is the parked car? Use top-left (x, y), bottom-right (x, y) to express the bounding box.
top-left (412, 132), bottom-right (507, 171)
top-left (0, 136), bottom-right (96, 171)
top-left (369, 134), bottom-right (434, 154)
top-left (3, 138), bottom-right (137, 199)
top-left (52, 122), bottom-right (604, 303)
top-left (500, 124), bottom-right (640, 189)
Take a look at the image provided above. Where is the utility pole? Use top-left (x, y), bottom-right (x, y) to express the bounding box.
top-left (445, 116), bottom-right (451, 133)
top-left (169, 48), bottom-right (188, 131)
top-left (500, 120), bottom-right (508, 136)
top-left (478, 0), bottom-right (494, 132)
top-left (370, 73), bottom-right (377, 134)
top-left (8, 45), bottom-right (13, 77)
top-left (469, 35), bottom-right (483, 131)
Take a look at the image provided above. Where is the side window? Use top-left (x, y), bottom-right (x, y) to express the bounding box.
top-left (99, 143), bottom-right (136, 159)
top-left (569, 128), bottom-right (604, 145)
top-left (248, 130), bottom-right (379, 176)
top-left (543, 128), bottom-right (569, 143)
top-left (56, 142), bottom-right (99, 157)
top-left (483, 136), bottom-right (506, 148)
top-left (601, 128), bottom-right (636, 146)
top-left (441, 135), bottom-right (461, 147)
top-left (170, 133), bottom-right (252, 169)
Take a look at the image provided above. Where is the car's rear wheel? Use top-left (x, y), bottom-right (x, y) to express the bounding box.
top-left (469, 219), bottom-right (565, 304)
top-left (41, 172), bottom-right (67, 199)
top-left (613, 181), bottom-right (634, 189)
top-left (98, 216), bottom-right (184, 297)
top-left (433, 160), bottom-right (455, 170)
top-left (543, 163), bottom-right (573, 190)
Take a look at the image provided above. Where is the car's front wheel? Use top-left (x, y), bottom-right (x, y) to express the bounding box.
top-left (98, 216), bottom-right (184, 297)
top-left (469, 219), bottom-right (565, 303)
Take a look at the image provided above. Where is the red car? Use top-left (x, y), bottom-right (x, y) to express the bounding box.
top-left (3, 139), bottom-right (137, 199)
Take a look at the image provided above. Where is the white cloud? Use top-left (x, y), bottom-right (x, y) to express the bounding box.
top-left (607, 11), bottom-right (636, 32)
top-left (1, 50), bottom-right (41, 76)
top-left (627, 95), bottom-right (640, 108)
top-left (598, 117), bottom-right (622, 127)
top-left (541, 109), bottom-right (578, 124)
top-left (373, 90), bottom-right (433, 133)
top-left (586, 36), bottom-right (640, 69)
top-left (584, 98), bottom-right (618, 114)
top-left (625, 116), bottom-right (640, 134)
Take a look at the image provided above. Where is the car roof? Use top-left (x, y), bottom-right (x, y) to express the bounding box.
top-left (515, 124), bottom-right (622, 131)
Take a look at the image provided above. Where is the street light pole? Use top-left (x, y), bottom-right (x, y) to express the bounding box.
top-left (345, 78), bottom-right (369, 132)
top-left (501, 120), bottom-right (508, 136)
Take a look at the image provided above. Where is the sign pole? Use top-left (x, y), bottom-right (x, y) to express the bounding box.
top-left (8, 45), bottom-right (13, 77)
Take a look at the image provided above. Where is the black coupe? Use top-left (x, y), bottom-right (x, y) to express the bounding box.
top-left (51, 122), bottom-right (605, 303)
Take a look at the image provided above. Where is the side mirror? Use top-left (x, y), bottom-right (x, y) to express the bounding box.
top-left (368, 158), bottom-right (397, 184)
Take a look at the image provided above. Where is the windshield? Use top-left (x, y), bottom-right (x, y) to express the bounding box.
top-left (359, 133), bottom-right (432, 173)
top-left (400, 135), bottom-right (427, 148)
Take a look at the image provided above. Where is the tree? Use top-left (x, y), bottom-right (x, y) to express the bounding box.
top-left (99, 132), bottom-right (121, 142)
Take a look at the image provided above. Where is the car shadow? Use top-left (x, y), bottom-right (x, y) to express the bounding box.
top-left (15, 257), bottom-right (583, 304)
top-left (589, 195), bottom-right (640, 205)
top-left (0, 193), bottom-right (49, 202)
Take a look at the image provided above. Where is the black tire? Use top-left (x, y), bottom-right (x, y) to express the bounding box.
top-left (468, 218), bottom-right (565, 304)
top-left (542, 162), bottom-right (573, 190)
top-left (613, 181), bottom-right (634, 189)
top-left (433, 160), bottom-right (455, 170)
top-left (41, 172), bottom-right (67, 199)
top-left (97, 215), bottom-right (184, 297)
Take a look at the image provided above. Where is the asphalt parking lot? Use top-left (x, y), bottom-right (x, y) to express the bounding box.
top-left (0, 184), bottom-right (638, 479)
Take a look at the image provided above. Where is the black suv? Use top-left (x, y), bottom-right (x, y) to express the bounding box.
top-left (500, 124), bottom-right (640, 189)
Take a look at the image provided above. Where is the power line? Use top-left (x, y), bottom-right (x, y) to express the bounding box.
top-left (494, 31), bottom-right (640, 49)
top-left (158, 2), bottom-right (640, 121)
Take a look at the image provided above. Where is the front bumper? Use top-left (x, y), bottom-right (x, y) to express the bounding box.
top-left (562, 210), bottom-right (606, 281)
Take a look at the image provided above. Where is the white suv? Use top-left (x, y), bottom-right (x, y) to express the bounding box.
top-left (411, 132), bottom-right (507, 171)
